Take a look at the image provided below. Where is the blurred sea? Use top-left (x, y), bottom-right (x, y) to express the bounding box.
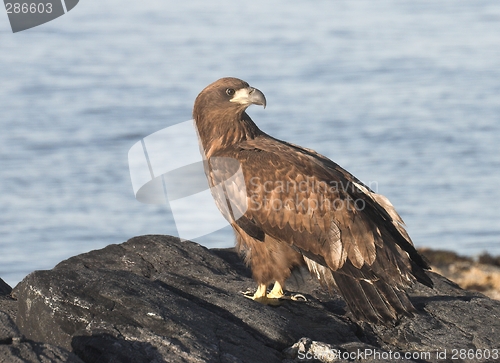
top-left (1, 0), bottom-right (499, 286)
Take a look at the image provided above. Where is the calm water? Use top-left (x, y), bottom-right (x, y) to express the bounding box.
top-left (1, 0), bottom-right (499, 286)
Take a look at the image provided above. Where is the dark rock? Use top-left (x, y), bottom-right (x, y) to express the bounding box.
top-left (12, 235), bottom-right (500, 363)
top-left (0, 281), bottom-right (83, 363)
top-left (0, 278), bottom-right (16, 323)
top-left (0, 337), bottom-right (84, 363)
top-left (0, 310), bottom-right (20, 344)
top-left (418, 248), bottom-right (472, 266)
top-left (0, 279), bottom-right (11, 297)
top-left (478, 252), bottom-right (500, 267)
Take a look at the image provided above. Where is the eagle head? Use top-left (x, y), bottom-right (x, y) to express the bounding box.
top-left (193, 78), bottom-right (266, 119)
top-left (193, 77), bottom-right (266, 155)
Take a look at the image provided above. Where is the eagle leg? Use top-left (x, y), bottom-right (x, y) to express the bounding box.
top-left (253, 283), bottom-right (268, 299)
top-left (267, 281), bottom-right (284, 299)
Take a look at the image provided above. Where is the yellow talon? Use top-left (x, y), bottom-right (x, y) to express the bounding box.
top-left (267, 281), bottom-right (284, 299)
top-left (252, 283), bottom-right (268, 299)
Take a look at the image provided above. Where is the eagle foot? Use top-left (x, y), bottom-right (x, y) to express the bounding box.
top-left (240, 281), bottom-right (307, 304)
top-left (240, 290), bottom-right (283, 306)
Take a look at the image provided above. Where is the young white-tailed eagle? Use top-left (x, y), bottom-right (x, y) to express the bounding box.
top-left (193, 77), bottom-right (433, 324)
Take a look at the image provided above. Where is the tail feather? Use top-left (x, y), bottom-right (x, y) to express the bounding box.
top-left (410, 260), bottom-right (434, 288)
top-left (304, 256), bottom-right (418, 324)
top-left (333, 272), bottom-right (409, 324)
top-left (333, 274), bottom-right (379, 322)
top-left (372, 279), bottom-right (416, 317)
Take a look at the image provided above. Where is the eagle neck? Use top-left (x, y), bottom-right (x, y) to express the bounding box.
top-left (195, 111), bottom-right (262, 159)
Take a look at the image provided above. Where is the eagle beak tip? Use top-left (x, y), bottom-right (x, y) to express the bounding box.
top-left (250, 87), bottom-right (266, 109)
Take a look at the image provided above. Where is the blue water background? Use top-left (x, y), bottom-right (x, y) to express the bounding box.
top-left (1, 0), bottom-right (499, 286)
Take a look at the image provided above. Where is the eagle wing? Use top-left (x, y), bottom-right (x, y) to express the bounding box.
top-left (213, 134), bottom-right (432, 322)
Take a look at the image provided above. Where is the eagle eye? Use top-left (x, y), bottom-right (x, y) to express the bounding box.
top-left (226, 88), bottom-right (235, 96)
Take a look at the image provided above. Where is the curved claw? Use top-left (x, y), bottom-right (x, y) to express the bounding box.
top-left (241, 290), bottom-right (255, 298)
top-left (290, 293), bottom-right (307, 302)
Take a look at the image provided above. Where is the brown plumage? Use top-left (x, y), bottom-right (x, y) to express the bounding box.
top-left (193, 77), bottom-right (433, 324)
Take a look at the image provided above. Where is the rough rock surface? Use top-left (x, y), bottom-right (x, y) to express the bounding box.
top-left (7, 235), bottom-right (500, 362)
top-left (1, 278), bottom-right (84, 363)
